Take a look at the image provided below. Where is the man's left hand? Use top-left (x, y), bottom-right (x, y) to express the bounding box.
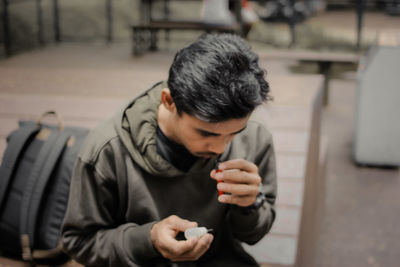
top-left (210, 159), bottom-right (261, 207)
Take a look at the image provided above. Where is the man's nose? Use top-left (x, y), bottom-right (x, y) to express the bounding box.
top-left (207, 138), bottom-right (228, 155)
top-left (208, 143), bottom-right (225, 155)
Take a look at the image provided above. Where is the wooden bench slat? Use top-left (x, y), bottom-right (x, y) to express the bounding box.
top-left (0, 94), bottom-right (125, 119)
top-left (252, 105), bottom-right (313, 131)
top-left (259, 50), bottom-right (360, 63)
top-left (133, 20), bottom-right (240, 31)
top-left (243, 235), bottom-right (298, 266)
top-left (270, 207), bottom-right (301, 236)
top-left (272, 130), bottom-right (310, 154)
top-left (276, 154), bottom-right (307, 180)
top-left (277, 180), bottom-right (304, 207)
top-left (131, 19), bottom-right (240, 55)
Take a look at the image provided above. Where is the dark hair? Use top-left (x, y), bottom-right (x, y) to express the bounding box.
top-left (167, 33), bottom-right (271, 123)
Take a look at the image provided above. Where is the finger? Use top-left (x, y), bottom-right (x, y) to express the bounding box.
top-left (159, 216), bottom-right (198, 254)
top-left (209, 169), bottom-right (217, 180)
top-left (161, 236), bottom-right (198, 257)
top-left (191, 233), bottom-right (214, 256)
top-left (210, 169), bottom-right (226, 181)
top-left (217, 182), bottom-right (259, 196)
top-left (218, 194), bottom-right (257, 207)
top-left (216, 169), bottom-right (261, 185)
top-left (174, 234), bottom-right (214, 261)
top-left (218, 159), bottom-right (258, 173)
top-left (167, 215), bottom-right (198, 232)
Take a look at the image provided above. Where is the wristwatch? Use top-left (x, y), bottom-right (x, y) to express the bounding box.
top-left (240, 192), bottom-right (266, 215)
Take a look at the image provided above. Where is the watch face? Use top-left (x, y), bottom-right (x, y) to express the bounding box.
top-left (254, 193), bottom-right (266, 208)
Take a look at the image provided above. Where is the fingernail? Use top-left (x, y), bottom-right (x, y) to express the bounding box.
top-left (217, 183), bottom-right (224, 190)
top-left (218, 195), bottom-right (227, 202)
top-left (215, 172), bottom-right (223, 179)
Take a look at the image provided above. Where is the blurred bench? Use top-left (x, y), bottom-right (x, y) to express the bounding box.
top-left (132, 0), bottom-right (245, 56)
top-left (259, 50), bottom-right (360, 105)
top-left (0, 74), bottom-right (326, 267)
top-left (131, 20), bottom-right (240, 55)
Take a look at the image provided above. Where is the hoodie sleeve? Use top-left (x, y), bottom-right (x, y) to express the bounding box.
top-left (61, 157), bottom-right (160, 267)
top-left (228, 125), bottom-right (277, 245)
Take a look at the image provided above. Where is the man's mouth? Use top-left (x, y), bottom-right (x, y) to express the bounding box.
top-left (194, 152), bottom-right (220, 158)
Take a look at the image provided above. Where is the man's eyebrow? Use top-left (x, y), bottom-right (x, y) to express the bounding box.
top-left (232, 126), bottom-right (247, 135)
top-left (196, 126), bottom-right (247, 136)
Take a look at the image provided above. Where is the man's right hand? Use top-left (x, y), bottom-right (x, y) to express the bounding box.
top-left (150, 215), bottom-right (214, 262)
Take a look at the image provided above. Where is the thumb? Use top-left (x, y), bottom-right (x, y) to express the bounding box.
top-left (167, 215), bottom-right (198, 232)
top-left (210, 169), bottom-right (216, 179)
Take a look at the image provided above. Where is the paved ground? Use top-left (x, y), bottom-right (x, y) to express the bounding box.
top-left (1, 8), bottom-right (400, 267)
top-left (0, 42), bottom-right (319, 267)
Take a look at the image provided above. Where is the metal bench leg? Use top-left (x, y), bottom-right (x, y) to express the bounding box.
top-left (3, 0), bottom-right (12, 57)
top-left (318, 61), bottom-right (332, 106)
top-left (133, 28), bottom-right (146, 56)
top-left (132, 28), bottom-right (139, 56)
top-left (149, 30), bottom-right (158, 51)
top-left (36, 0), bottom-right (44, 46)
top-left (165, 29), bottom-right (170, 42)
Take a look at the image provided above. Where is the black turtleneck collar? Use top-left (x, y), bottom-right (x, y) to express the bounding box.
top-left (156, 126), bottom-right (198, 172)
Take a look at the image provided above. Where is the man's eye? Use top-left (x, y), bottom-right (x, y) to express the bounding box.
top-left (199, 132), bottom-right (214, 137)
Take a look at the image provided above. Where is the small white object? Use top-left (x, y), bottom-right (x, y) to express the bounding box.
top-left (184, 227), bottom-right (208, 240)
top-left (201, 0), bottom-right (236, 26)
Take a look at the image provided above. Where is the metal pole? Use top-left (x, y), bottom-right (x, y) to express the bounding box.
top-left (356, 0), bottom-right (366, 49)
top-left (148, 0), bottom-right (153, 22)
top-left (2, 0), bottom-right (11, 56)
top-left (140, 0), bottom-right (152, 23)
top-left (36, 0), bottom-right (44, 45)
top-left (163, 0), bottom-right (170, 19)
top-left (234, 0), bottom-right (243, 37)
top-left (53, 0), bottom-right (61, 42)
top-left (106, 0), bottom-right (112, 43)
top-left (164, 0), bottom-right (170, 42)
top-left (288, 0), bottom-right (296, 48)
top-left (140, 0), bottom-right (145, 23)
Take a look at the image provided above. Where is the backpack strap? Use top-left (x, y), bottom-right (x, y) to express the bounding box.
top-left (19, 131), bottom-right (70, 261)
top-left (0, 124), bottom-right (41, 212)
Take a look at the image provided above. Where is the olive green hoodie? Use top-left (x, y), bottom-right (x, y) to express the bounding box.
top-left (61, 82), bottom-right (277, 267)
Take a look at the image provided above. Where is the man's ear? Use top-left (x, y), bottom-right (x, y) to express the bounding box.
top-left (161, 88), bottom-right (176, 112)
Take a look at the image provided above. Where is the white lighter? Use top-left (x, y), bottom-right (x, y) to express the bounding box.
top-left (184, 227), bottom-right (213, 240)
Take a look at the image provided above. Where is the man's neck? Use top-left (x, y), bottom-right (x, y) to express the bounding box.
top-left (157, 104), bottom-right (181, 144)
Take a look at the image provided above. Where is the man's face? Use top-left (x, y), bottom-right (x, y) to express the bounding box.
top-left (172, 112), bottom-right (250, 158)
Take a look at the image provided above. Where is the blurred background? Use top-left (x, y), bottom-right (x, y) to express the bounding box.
top-left (0, 1), bottom-right (400, 267)
top-left (1, 0), bottom-right (399, 55)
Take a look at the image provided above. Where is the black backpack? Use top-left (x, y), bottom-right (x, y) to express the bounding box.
top-left (0, 111), bottom-right (88, 265)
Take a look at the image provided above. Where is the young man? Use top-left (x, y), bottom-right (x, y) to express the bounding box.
top-left (62, 34), bottom-right (277, 266)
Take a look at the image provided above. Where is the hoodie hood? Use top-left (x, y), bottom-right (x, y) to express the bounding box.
top-left (113, 81), bottom-right (184, 177)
